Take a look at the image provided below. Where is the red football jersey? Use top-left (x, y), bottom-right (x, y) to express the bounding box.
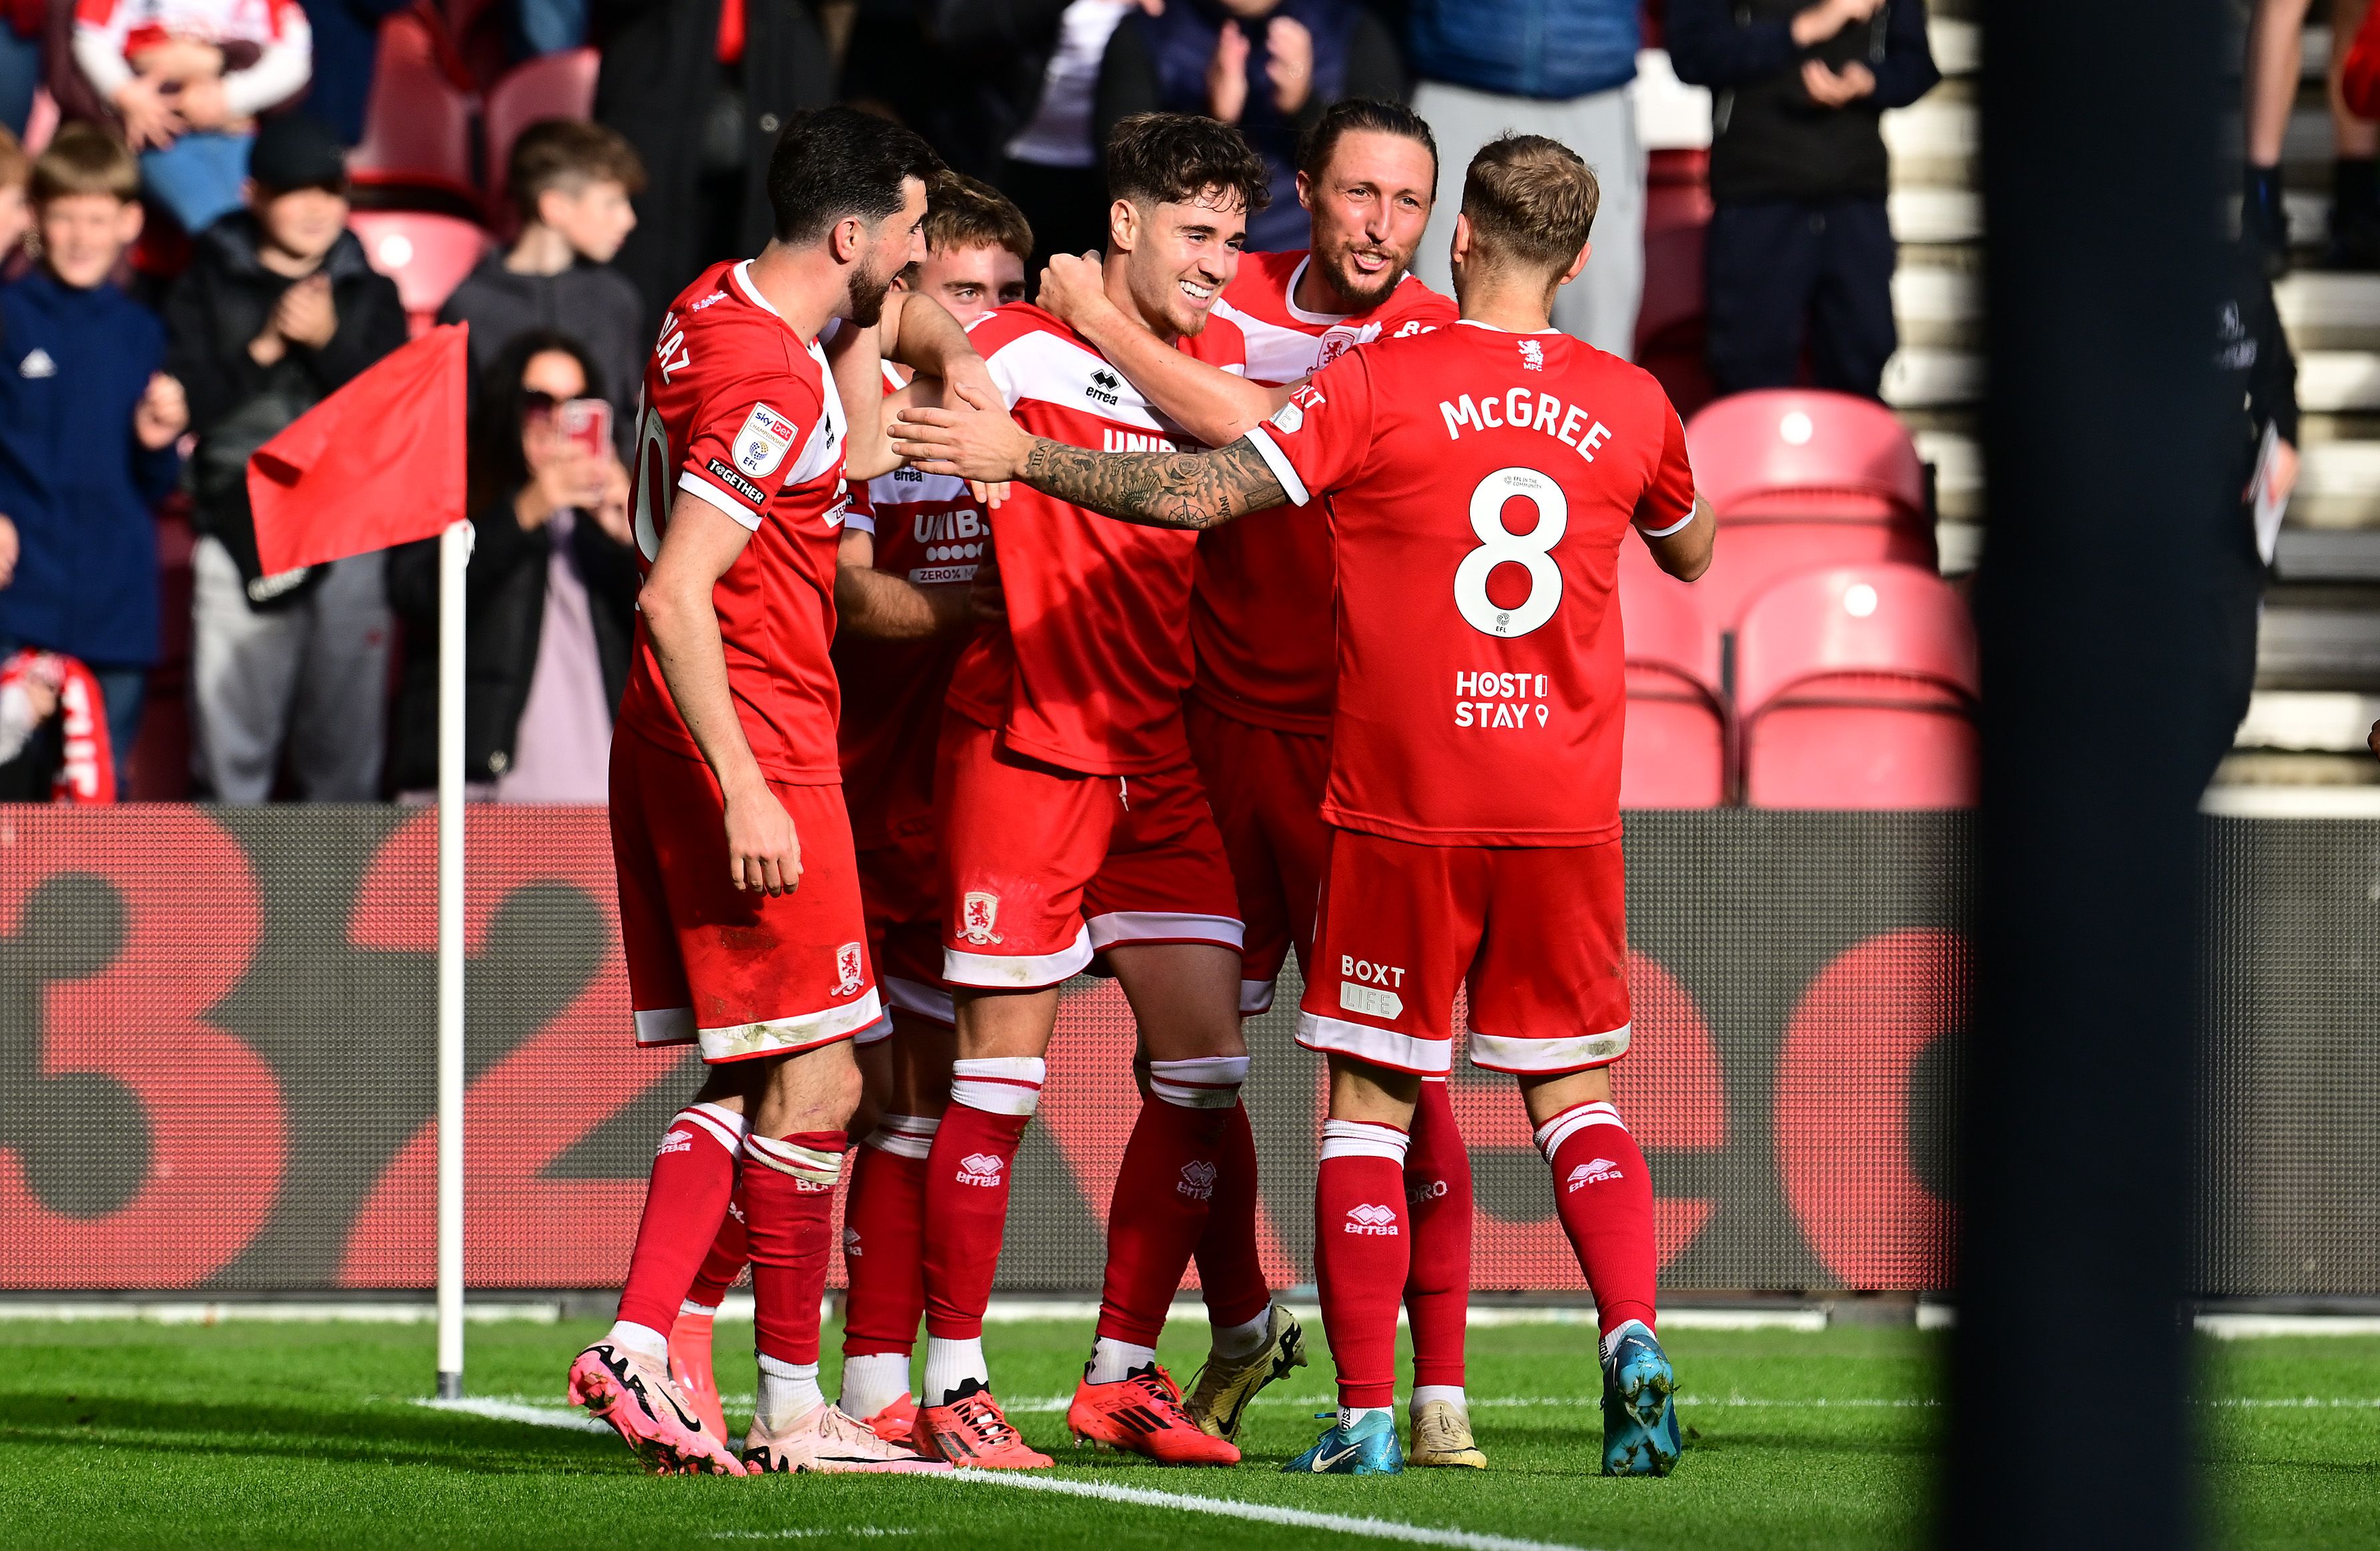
top-left (835, 366), bottom-right (984, 847)
top-left (617, 260), bottom-right (853, 783)
top-left (1188, 251), bottom-right (1457, 734)
top-left (944, 302), bottom-right (1247, 776)
top-left (1242, 322), bottom-right (1698, 846)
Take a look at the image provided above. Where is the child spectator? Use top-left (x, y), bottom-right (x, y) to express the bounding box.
top-left (1666, 0), bottom-right (1939, 399)
top-left (386, 330), bottom-right (637, 802)
top-left (73, 0), bottom-right (314, 236)
top-left (161, 112), bottom-right (405, 802)
top-left (0, 123), bottom-right (29, 275)
top-left (0, 123), bottom-right (187, 791)
top-left (438, 119), bottom-right (645, 460)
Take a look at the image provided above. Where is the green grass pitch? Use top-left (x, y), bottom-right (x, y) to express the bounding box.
top-left (1, 1316), bottom-right (2373, 1550)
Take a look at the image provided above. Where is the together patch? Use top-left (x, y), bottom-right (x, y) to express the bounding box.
top-left (707, 458), bottom-right (767, 505)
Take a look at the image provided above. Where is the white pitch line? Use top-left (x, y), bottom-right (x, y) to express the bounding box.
top-left (939, 1470), bottom-right (1612, 1551)
top-left (415, 1396), bottom-right (611, 1433)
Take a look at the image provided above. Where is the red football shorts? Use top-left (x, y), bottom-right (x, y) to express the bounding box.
top-left (1186, 698), bottom-right (1330, 1016)
top-left (857, 815), bottom-right (952, 1036)
top-left (611, 729), bottom-right (881, 1062)
top-left (937, 713), bottom-right (1243, 989)
top-left (1296, 826), bottom-right (1631, 1076)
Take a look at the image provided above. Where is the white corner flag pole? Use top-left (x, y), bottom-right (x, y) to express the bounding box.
top-left (434, 517), bottom-right (473, 1400)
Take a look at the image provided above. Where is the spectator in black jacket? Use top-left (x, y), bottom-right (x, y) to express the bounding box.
top-left (438, 119), bottom-right (647, 460)
top-left (2210, 240), bottom-right (2301, 788)
top-left (1665, 0), bottom-right (1938, 398)
top-left (161, 114), bottom-right (407, 802)
top-left (1096, 0), bottom-right (1403, 252)
top-left (386, 330), bottom-right (638, 801)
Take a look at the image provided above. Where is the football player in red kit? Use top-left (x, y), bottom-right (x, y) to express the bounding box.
top-left (895, 134), bottom-right (1715, 1480)
top-left (658, 176), bottom-right (1036, 1452)
top-left (899, 115), bottom-right (1270, 1471)
top-left (570, 108), bottom-right (994, 1477)
top-left (1033, 98), bottom-right (1483, 1466)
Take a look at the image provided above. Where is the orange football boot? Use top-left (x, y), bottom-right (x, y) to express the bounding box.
top-left (915, 1379), bottom-right (1053, 1469)
top-left (666, 1307), bottom-right (729, 1445)
top-left (1067, 1363), bottom-right (1241, 1466)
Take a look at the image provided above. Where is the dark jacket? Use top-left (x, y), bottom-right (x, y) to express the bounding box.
top-left (1407, 0), bottom-right (1638, 101)
top-left (300, 0), bottom-right (417, 143)
top-left (161, 214), bottom-right (408, 595)
top-left (1666, 0), bottom-right (1938, 206)
top-left (839, 0), bottom-right (1074, 184)
top-left (1098, 0), bottom-right (1403, 253)
top-left (592, 0), bottom-right (835, 335)
top-left (0, 270), bottom-right (181, 665)
top-left (384, 492), bottom-right (640, 793)
top-left (437, 255), bottom-right (647, 461)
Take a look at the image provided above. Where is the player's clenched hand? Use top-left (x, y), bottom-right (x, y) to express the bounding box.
top-left (891, 380), bottom-right (1034, 483)
top-left (723, 780), bottom-right (803, 896)
top-left (1035, 252), bottom-right (1111, 330)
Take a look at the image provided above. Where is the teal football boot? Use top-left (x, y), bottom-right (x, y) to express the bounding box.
top-left (1599, 1320), bottom-right (1681, 1476)
top-left (1284, 1408), bottom-right (1405, 1475)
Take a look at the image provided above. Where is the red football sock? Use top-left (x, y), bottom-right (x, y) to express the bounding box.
top-left (921, 1058), bottom-right (1043, 1340)
top-left (1403, 1078), bottom-right (1472, 1388)
top-left (615, 1103), bottom-right (747, 1335)
top-left (742, 1131), bottom-right (845, 1365)
top-left (1096, 1057), bottom-right (1244, 1347)
top-left (1537, 1101), bottom-right (1658, 1337)
top-left (842, 1115), bottom-right (935, 1359)
top-left (1192, 1099), bottom-right (1271, 1330)
top-left (1314, 1119), bottom-right (1410, 1410)
top-left (684, 1187), bottom-right (748, 1309)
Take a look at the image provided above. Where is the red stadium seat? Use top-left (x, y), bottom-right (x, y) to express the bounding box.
top-left (349, 213), bottom-right (493, 336)
top-left (1735, 565), bottom-right (1980, 809)
top-left (348, 7), bottom-right (479, 211)
top-left (482, 47), bottom-right (603, 227)
top-left (1684, 389), bottom-right (1937, 627)
top-left (1619, 545), bottom-right (1727, 808)
top-left (1687, 388), bottom-right (1928, 523)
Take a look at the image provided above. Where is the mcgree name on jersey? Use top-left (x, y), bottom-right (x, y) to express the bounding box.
top-left (1441, 385), bottom-right (1615, 464)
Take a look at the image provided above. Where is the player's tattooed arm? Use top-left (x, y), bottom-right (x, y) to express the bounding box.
top-left (1014, 436), bottom-right (1290, 531)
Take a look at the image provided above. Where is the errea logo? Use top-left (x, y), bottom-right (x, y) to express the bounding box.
top-left (1566, 1158), bottom-right (1622, 1191)
top-left (1344, 1203), bottom-right (1400, 1236)
top-left (656, 1129), bottom-right (693, 1157)
top-left (1086, 368), bottom-right (1122, 406)
top-left (956, 1152), bottom-right (1005, 1187)
top-left (1177, 1160), bottom-right (1217, 1201)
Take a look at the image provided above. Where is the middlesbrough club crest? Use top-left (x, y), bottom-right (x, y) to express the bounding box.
top-left (1315, 326), bottom-right (1362, 368)
top-left (833, 941), bottom-right (865, 997)
top-left (960, 891), bottom-right (1003, 946)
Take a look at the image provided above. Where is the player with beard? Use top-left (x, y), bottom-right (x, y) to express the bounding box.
top-left (568, 107), bottom-right (992, 1477)
top-left (1031, 99), bottom-right (1481, 1468)
top-left (895, 132), bottom-right (1715, 1480)
top-left (661, 177), bottom-right (1038, 1450)
top-left (901, 113), bottom-right (1264, 1471)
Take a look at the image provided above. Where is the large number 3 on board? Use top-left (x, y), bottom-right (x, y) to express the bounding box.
top-left (1453, 467), bottom-right (1567, 638)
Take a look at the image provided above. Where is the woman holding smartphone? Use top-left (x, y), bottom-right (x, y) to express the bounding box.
top-left (386, 330), bottom-right (640, 801)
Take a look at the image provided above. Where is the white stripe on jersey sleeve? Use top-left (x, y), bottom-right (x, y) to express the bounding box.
top-left (1240, 424), bottom-right (1311, 507)
top-left (984, 328), bottom-right (1181, 436)
top-left (1212, 297), bottom-right (1345, 386)
top-left (677, 469), bottom-right (765, 531)
top-left (1639, 506), bottom-right (1697, 539)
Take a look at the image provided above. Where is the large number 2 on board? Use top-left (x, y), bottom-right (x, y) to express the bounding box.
top-left (1452, 467), bottom-right (1567, 638)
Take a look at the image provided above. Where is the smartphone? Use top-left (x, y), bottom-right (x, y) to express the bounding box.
top-left (557, 398), bottom-right (613, 459)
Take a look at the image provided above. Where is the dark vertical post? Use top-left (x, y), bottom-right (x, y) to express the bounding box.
top-left (1953, 3), bottom-right (2228, 1548)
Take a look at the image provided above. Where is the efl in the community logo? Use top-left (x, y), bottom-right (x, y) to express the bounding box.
top-left (833, 942), bottom-right (865, 997)
top-left (960, 892), bottom-right (1003, 946)
top-left (1177, 1159), bottom-right (1218, 1201)
top-left (956, 1152), bottom-right (1005, 1187)
top-left (1343, 1203), bottom-right (1400, 1236)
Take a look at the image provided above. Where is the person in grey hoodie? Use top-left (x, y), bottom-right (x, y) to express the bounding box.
top-left (437, 119), bottom-right (647, 461)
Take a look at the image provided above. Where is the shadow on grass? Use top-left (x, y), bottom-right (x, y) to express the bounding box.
top-left (0, 1393), bottom-right (624, 1477)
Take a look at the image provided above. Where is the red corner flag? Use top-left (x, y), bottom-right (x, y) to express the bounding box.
top-left (248, 323), bottom-right (469, 575)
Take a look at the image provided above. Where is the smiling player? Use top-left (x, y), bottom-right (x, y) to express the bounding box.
top-left (894, 133), bottom-right (1716, 1481)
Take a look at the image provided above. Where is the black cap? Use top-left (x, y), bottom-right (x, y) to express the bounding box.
top-left (248, 115), bottom-right (350, 193)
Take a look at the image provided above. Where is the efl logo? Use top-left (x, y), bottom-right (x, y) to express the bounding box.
top-left (733, 403), bottom-right (799, 478)
top-left (833, 942), bottom-right (865, 998)
top-left (960, 892), bottom-right (1004, 946)
top-left (655, 1129), bottom-right (693, 1157)
top-left (1566, 1158), bottom-right (1622, 1191)
top-left (956, 1152), bottom-right (1005, 1187)
top-left (1177, 1159), bottom-right (1217, 1201)
top-left (1343, 1203), bottom-right (1400, 1236)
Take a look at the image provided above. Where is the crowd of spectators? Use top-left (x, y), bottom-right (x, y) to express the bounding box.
top-left (0, 0), bottom-right (1958, 802)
